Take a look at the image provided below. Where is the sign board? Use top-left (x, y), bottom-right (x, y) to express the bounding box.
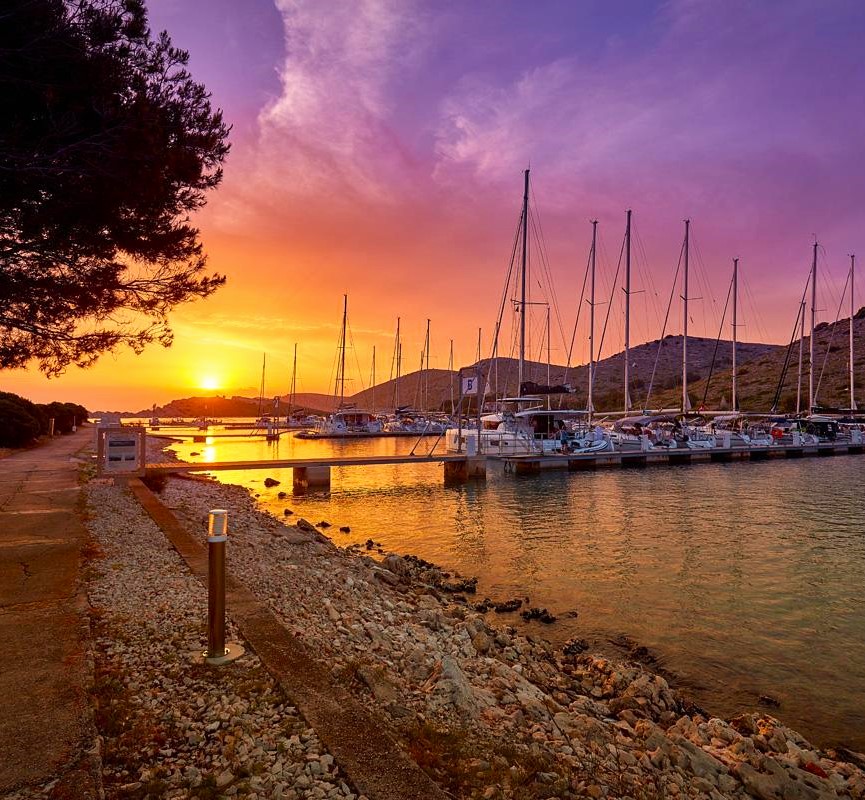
top-left (461, 377), bottom-right (491, 396)
top-left (97, 426), bottom-right (146, 477)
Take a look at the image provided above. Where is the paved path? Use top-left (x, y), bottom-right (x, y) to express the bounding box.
top-left (0, 429), bottom-right (100, 797)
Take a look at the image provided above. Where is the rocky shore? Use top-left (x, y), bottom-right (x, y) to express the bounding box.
top-left (81, 463), bottom-right (857, 800)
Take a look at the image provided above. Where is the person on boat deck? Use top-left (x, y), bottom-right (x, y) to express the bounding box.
top-left (559, 423), bottom-right (569, 453)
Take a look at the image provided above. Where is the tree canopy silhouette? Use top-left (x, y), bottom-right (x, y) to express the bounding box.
top-left (0, 0), bottom-right (230, 375)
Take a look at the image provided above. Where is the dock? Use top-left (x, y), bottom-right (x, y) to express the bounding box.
top-left (497, 439), bottom-right (864, 474)
top-left (145, 453), bottom-right (486, 489)
top-left (143, 439), bottom-right (865, 491)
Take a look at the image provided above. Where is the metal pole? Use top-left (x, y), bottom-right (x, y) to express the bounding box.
top-left (797, 300), bottom-right (805, 415)
top-left (519, 168), bottom-right (529, 393)
top-left (624, 209), bottom-right (632, 412)
top-left (589, 220), bottom-right (597, 419)
top-left (682, 219), bottom-right (690, 412)
top-left (204, 510), bottom-right (244, 665)
top-left (456, 370), bottom-right (464, 454)
top-left (207, 510), bottom-right (227, 659)
top-left (448, 339), bottom-right (455, 415)
top-left (850, 254), bottom-right (857, 411)
top-left (810, 242), bottom-right (817, 414)
top-left (732, 258), bottom-right (738, 412)
top-left (476, 360), bottom-right (483, 454)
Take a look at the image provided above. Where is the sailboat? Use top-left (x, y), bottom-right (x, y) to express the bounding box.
top-left (444, 169), bottom-right (606, 455)
top-left (297, 295), bottom-right (383, 439)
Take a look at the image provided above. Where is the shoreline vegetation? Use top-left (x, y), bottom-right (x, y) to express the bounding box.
top-left (70, 438), bottom-right (865, 799)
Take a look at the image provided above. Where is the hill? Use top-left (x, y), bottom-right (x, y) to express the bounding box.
top-left (107, 320), bottom-right (865, 418)
top-left (348, 336), bottom-right (775, 413)
top-left (118, 392), bottom-right (339, 418)
top-left (652, 309), bottom-right (865, 412)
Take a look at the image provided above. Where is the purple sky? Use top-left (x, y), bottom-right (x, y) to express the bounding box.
top-left (5, 0), bottom-right (865, 406)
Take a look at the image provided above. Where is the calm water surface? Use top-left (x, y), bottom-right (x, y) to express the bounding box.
top-left (166, 432), bottom-right (865, 749)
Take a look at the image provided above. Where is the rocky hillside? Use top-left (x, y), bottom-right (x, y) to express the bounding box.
top-left (350, 336), bottom-right (775, 413)
top-left (653, 309), bottom-right (865, 412)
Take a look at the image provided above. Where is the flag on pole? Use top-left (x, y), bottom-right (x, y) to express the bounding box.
top-left (462, 376), bottom-right (478, 395)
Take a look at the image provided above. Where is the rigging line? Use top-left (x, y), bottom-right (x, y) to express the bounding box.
top-left (562, 243), bottom-right (592, 388)
top-left (770, 271), bottom-right (811, 412)
top-left (528, 207), bottom-right (569, 353)
top-left (645, 238), bottom-right (685, 410)
top-left (816, 266), bottom-right (852, 400)
top-left (700, 276), bottom-right (733, 410)
top-left (596, 227), bottom-right (622, 353)
top-left (633, 222), bottom-right (664, 330)
top-left (689, 230), bottom-right (720, 334)
top-left (347, 320), bottom-right (366, 393)
top-left (595, 229), bottom-right (627, 368)
top-left (740, 276), bottom-right (767, 344)
top-left (488, 211), bottom-right (523, 367)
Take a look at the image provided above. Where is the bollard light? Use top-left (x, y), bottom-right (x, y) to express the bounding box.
top-left (203, 509), bottom-right (244, 665)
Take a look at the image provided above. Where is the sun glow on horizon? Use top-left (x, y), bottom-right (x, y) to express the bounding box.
top-left (199, 375), bottom-right (221, 391)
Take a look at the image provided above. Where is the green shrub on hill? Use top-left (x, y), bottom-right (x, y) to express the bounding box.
top-left (0, 398), bottom-right (41, 447)
top-left (0, 392), bottom-right (88, 446)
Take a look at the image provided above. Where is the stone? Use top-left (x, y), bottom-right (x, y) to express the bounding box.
top-left (216, 770), bottom-right (235, 789)
top-left (264, 477), bottom-right (280, 487)
top-left (296, 518), bottom-right (316, 532)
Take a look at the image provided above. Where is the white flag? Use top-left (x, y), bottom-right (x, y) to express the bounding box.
top-left (462, 376), bottom-right (477, 395)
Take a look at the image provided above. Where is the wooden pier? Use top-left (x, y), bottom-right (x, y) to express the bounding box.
top-left (145, 453), bottom-right (486, 490)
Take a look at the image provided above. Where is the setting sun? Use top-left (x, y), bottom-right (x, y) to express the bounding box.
top-left (199, 375), bottom-right (221, 391)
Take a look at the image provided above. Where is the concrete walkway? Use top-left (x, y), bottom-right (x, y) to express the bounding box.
top-left (0, 429), bottom-right (100, 798)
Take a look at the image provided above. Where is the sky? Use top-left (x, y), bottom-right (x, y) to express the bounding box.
top-left (4, 0), bottom-right (865, 410)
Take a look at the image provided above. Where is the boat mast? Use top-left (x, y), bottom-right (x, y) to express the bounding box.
top-left (850, 254), bottom-right (857, 411)
top-left (257, 353), bottom-right (266, 418)
top-left (682, 219), bottom-right (691, 412)
top-left (546, 305), bottom-right (551, 387)
top-left (371, 345), bottom-right (376, 414)
top-left (393, 317), bottom-right (401, 410)
top-left (796, 300), bottom-right (805, 414)
top-left (339, 294), bottom-right (347, 410)
top-left (424, 319), bottom-right (431, 411)
top-left (288, 343), bottom-right (297, 422)
top-left (448, 338), bottom-right (454, 414)
top-left (519, 168), bottom-right (529, 395)
top-left (624, 209), bottom-right (632, 412)
top-left (589, 220), bottom-right (597, 417)
top-left (732, 258), bottom-right (738, 412)
top-left (809, 242), bottom-right (817, 414)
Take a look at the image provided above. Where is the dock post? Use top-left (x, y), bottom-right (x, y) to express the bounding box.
top-left (204, 510), bottom-right (244, 665)
top-left (293, 465), bottom-right (331, 492)
top-left (444, 459), bottom-right (468, 485)
top-left (465, 456), bottom-right (486, 479)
